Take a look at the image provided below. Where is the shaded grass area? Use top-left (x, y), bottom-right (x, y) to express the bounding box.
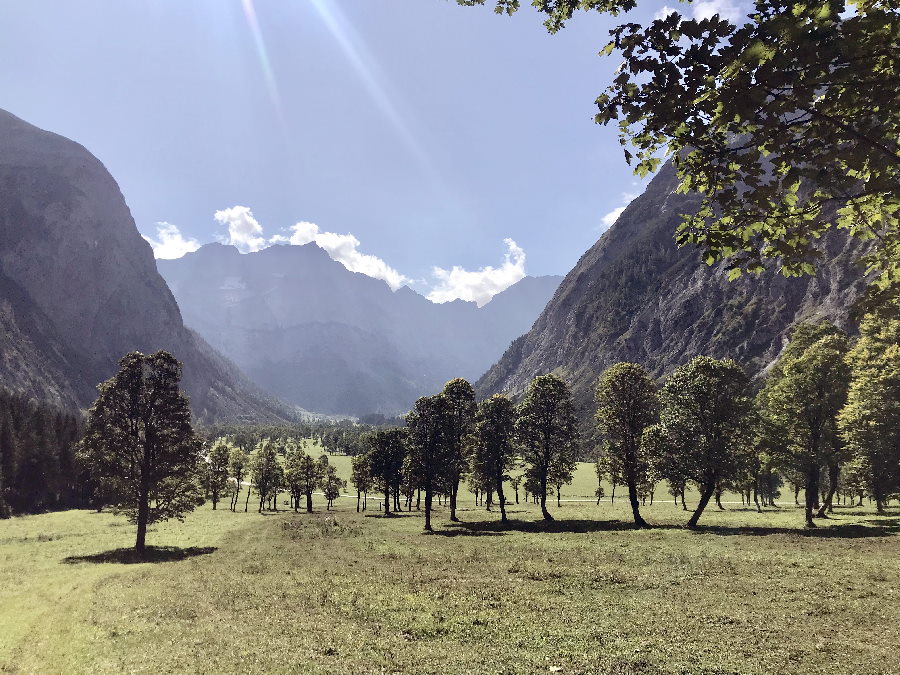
top-left (1, 499), bottom-right (898, 674)
top-left (62, 545), bottom-right (217, 565)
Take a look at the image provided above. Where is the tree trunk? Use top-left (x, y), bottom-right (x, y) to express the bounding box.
top-left (424, 489), bottom-right (433, 532)
top-left (687, 481), bottom-right (716, 528)
top-left (557, 488), bottom-right (561, 508)
top-left (135, 487), bottom-right (149, 554)
top-left (244, 486), bottom-right (251, 512)
top-left (496, 471), bottom-right (507, 524)
top-left (540, 473), bottom-right (553, 521)
top-left (794, 485), bottom-right (800, 505)
top-left (514, 487), bottom-right (519, 504)
top-left (611, 484), bottom-right (616, 504)
top-left (753, 487), bottom-right (761, 513)
top-left (384, 487), bottom-right (391, 516)
top-left (625, 475), bottom-right (647, 528)
top-left (450, 479), bottom-right (459, 522)
top-left (815, 462), bottom-right (839, 518)
top-left (306, 491), bottom-right (313, 514)
top-left (805, 463), bottom-right (819, 528)
top-left (356, 491), bottom-right (361, 513)
top-left (715, 490), bottom-right (724, 510)
top-left (681, 489), bottom-right (688, 511)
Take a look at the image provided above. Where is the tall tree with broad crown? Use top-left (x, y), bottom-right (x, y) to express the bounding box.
top-left (407, 394), bottom-right (451, 532)
top-left (473, 394), bottom-right (519, 523)
top-left (838, 306), bottom-right (900, 513)
top-left (77, 351), bottom-right (204, 555)
top-left (367, 428), bottom-right (408, 516)
top-left (441, 379), bottom-right (476, 523)
top-left (516, 374), bottom-right (579, 521)
top-left (654, 357), bottom-right (755, 527)
top-left (203, 438), bottom-right (233, 511)
top-left (595, 363), bottom-right (658, 528)
top-left (761, 322), bottom-right (850, 527)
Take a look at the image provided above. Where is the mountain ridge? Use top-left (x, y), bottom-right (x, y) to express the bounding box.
top-left (0, 108), bottom-right (296, 424)
top-left (477, 161), bottom-right (869, 425)
top-left (158, 242), bottom-right (561, 415)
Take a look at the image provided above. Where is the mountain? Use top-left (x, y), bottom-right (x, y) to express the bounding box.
top-left (0, 109), bottom-right (295, 424)
top-left (158, 244), bottom-right (561, 415)
top-left (477, 161), bottom-right (869, 425)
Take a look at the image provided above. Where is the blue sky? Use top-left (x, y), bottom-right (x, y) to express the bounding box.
top-left (0, 0), bottom-right (742, 304)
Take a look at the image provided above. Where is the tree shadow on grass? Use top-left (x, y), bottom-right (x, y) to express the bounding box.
top-left (364, 512), bottom-right (415, 519)
top-left (432, 518), bottom-right (900, 539)
top-left (686, 522), bottom-right (900, 538)
top-left (439, 518), bottom-right (636, 536)
top-left (62, 546), bottom-right (217, 565)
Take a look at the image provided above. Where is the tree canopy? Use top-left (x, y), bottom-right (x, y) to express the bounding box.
top-left (77, 351), bottom-right (204, 553)
top-left (460, 0), bottom-right (900, 291)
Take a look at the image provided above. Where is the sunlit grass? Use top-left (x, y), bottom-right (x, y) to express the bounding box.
top-left (1, 493), bottom-right (898, 673)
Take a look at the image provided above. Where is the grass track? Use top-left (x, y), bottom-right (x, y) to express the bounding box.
top-left (1, 493), bottom-right (898, 674)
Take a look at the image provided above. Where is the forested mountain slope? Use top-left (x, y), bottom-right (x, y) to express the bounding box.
top-left (0, 109), bottom-right (294, 423)
top-left (477, 162), bottom-right (869, 423)
top-left (159, 244), bottom-right (560, 416)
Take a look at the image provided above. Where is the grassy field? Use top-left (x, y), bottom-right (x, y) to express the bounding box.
top-left (1, 485), bottom-right (898, 674)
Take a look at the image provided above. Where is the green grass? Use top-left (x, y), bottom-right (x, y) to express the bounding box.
top-left (1, 492), bottom-right (898, 674)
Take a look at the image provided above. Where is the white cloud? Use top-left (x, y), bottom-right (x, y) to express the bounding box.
top-left (214, 205), bottom-right (268, 253)
top-left (427, 239), bottom-right (527, 307)
top-left (655, 5), bottom-right (677, 19)
top-left (600, 192), bottom-right (638, 229)
top-left (208, 206), bottom-right (523, 304)
top-left (601, 206), bottom-right (627, 228)
top-left (284, 221), bottom-right (411, 290)
top-left (691, 0), bottom-right (742, 22)
top-left (142, 222), bottom-right (201, 259)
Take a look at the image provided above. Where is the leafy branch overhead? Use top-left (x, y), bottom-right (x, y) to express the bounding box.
top-left (459, 0), bottom-right (900, 288)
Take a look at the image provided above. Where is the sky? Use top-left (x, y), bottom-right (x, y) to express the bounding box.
top-left (0, 0), bottom-right (742, 305)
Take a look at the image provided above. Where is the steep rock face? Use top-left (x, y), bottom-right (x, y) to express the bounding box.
top-left (0, 109), bottom-right (293, 423)
top-left (477, 162), bottom-right (868, 423)
top-left (158, 243), bottom-right (561, 415)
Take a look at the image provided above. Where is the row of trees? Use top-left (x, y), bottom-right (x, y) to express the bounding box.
top-left (347, 376), bottom-right (579, 531)
top-left (594, 313), bottom-right (899, 529)
top-left (201, 437), bottom-right (346, 514)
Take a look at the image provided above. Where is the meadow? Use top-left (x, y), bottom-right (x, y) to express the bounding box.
top-left (1, 460), bottom-right (898, 675)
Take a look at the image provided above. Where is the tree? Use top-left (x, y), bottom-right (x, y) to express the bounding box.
top-left (285, 447), bottom-right (324, 513)
top-left (473, 394), bottom-right (518, 523)
top-left (367, 428), bottom-right (407, 516)
top-left (461, 0), bottom-right (900, 293)
top-left (516, 374), bottom-right (579, 521)
top-left (249, 440), bottom-right (282, 513)
top-left (838, 307), bottom-right (900, 512)
top-left (228, 445), bottom-right (249, 512)
top-left (595, 363), bottom-right (658, 527)
top-left (441, 379), bottom-right (476, 522)
top-left (761, 323), bottom-right (850, 527)
top-left (350, 453), bottom-right (373, 512)
top-left (203, 438), bottom-right (233, 510)
top-left (322, 464), bottom-right (345, 510)
top-left (653, 357), bottom-right (754, 527)
top-left (407, 394), bottom-right (451, 532)
top-left (77, 351), bottom-right (204, 554)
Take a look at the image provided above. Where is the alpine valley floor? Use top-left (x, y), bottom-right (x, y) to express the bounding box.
top-left (1, 491), bottom-right (898, 674)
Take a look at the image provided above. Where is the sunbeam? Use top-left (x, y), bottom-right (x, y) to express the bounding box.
top-left (241, 0), bottom-right (286, 128)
